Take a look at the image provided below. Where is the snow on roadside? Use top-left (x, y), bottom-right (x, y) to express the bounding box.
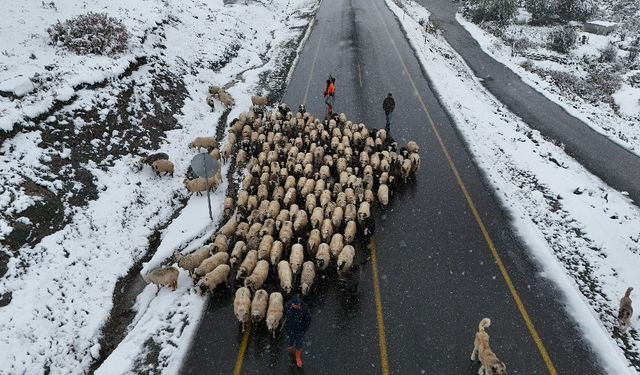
top-left (0, 0), bottom-right (319, 374)
top-left (455, 14), bottom-right (640, 157)
top-left (387, 0), bottom-right (639, 373)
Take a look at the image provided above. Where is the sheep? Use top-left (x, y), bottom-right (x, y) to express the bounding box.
top-left (184, 177), bottom-right (219, 196)
top-left (251, 95), bottom-right (269, 107)
top-left (311, 207), bottom-right (324, 229)
top-left (245, 260), bottom-right (269, 291)
top-left (377, 184), bottom-right (389, 207)
top-left (211, 234), bottom-right (228, 253)
top-left (344, 221), bottom-right (357, 244)
top-left (218, 91), bottom-right (235, 108)
top-left (260, 218), bottom-right (276, 237)
top-left (357, 202), bottom-right (370, 224)
top-left (248, 222), bottom-right (263, 239)
top-left (152, 160), bottom-right (174, 177)
top-left (278, 260), bottom-right (293, 294)
top-left (251, 289), bottom-right (269, 323)
top-left (234, 287), bottom-right (252, 332)
top-left (140, 152), bottom-right (169, 170)
top-left (407, 141), bottom-right (419, 154)
top-left (235, 222), bottom-right (250, 240)
top-left (305, 193), bottom-right (317, 213)
top-left (270, 240), bottom-right (284, 266)
top-left (267, 200), bottom-right (281, 219)
top-left (315, 243), bottom-right (331, 271)
top-left (320, 219), bottom-right (334, 242)
top-left (258, 235), bottom-right (274, 260)
top-left (410, 153), bottom-right (420, 173)
top-left (301, 261), bottom-right (316, 296)
top-left (143, 266), bottom-right (179, 291)
top-left (194, 252), bottom-right (229, 278)
top-left (279, 221), bottom-right (294, 247)
top-left (331, 206), bottom-right (344, 229)
top-left (307, 229), bottom-right (321, 255)
top-left (293, 210), bottom-right (309, 234)
top-left (237, 250), bottom-right (258, 280)
top-left (208, 85), bottom-right (222, 95)
top-left (224, 197), bottom-right (234, 216)
top-left (198, 264), bottom-right (230, 294)
top-left (276, 209), bottom-right (290, 230)
top-left (290, 244), bottom-right (304, 275)
top-left (337, 245), bottom-right (355, 276)
top-left (230, 241), bottom-right (247, 268)
top-left (190, 137), bottom-right (217, 151)
top-left (344, 204), bottom-right (357, 222)
top-left (266, 292), bottom-right (284, 338)
top-left (176, 246), bottom-right (212, 275)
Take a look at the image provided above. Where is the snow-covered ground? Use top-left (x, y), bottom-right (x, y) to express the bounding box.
top-left (456, 10), bottom-right (640, 157)
top-left (387, 0), bottom-right (640, 372)
top-left (0, 0), bottom-right (318, 373)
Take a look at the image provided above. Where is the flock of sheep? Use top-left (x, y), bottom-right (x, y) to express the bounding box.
top-left (143, 95), bottom-right (420, 336)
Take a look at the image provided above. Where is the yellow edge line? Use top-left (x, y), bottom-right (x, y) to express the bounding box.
top-left (371, 1), bottom-right (558, 374)
top-left (233, 323), bottom-right (252, 375)
top-left (303, 22), bottom-right (325, 105)
top-left (370, 239), bottom-right (391, 375)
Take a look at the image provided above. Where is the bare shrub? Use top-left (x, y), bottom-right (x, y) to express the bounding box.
top-left (599, 43), bottom-right (618, 63)
top-left (48, 12), bottom-right (129, 56)
top-left (525, 0), bottom-right (559, 25)
top-left (558, 0), bottom-right (596, 22)
top-left (463, 0), bottom-right (518, 28)
top-left (547, 26), bottom-right (577, 54)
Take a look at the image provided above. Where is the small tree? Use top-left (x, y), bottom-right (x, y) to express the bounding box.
top-left (48, 12), bottom-right (129, 55)
top-left (558, 0), bottom-right (596, 22)
top-left (464, 0), bottom-right (518, 28)
top-left (548, 26), bottom-right (577, 54)
top-left (599, 43), bottom-right (618, 63)
top-left (525, 0), bottom-right (559, 25)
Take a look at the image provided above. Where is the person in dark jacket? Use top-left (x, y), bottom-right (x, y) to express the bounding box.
top-left (284, 294), bottom-right (311, 368)
top-left (382, 93), bottom-right (395, 130)
top-left (324, 77), bottom-right (336, 118)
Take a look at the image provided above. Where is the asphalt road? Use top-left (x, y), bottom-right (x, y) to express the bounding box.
top-left (180, 0), bottom-right (606, 373)
top-left (415, 0), bottom-right (640, 206)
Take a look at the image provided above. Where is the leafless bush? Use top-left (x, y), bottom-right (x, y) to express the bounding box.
top-left (628, 72), bottom-right (640, 88)
top-left (520, 59), bottom-right (535, 71)
top-left (48, 12), bottom-right (129, 56)
top-left (599, 43), bottom-right (618, 63)
top-left (505, 36), bottom-right (534, 51)
top-left (463, 0), bottom-right (517, 28)
top-left (547, 26), bottom-right (577, 54)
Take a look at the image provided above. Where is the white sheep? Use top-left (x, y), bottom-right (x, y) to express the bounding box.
top-left (330, 233), bottom-right (344, 258)
top-left (278, 260), bottom-right (293, 294)
top-left (245, 259), bottom-right (269, 291)
top-left (377, 184), bottom-right (389, 207)
top-left (237, 250), bottom-right (258, 280)
top-left (290, 244), bottom-right (304, 275)
top-left (176, 246), bottom-right (212, 275)
top-left (198, 264), bottom-right (230, 294)
top-left (151, 159), bottom-right (175, 177)
top-left (315, 243), bottom-right (331, 271)
top-left (258, 235), bottom-right (274, 260)
top-left (337, 245), bottom-right (355, 276)
top-left (234, 287), bottom-right (252, 332)
top-left (301, 261), bottom-right (316, 296)
top-left (251, 95), bottom-right (269, 106)
top-left (266, 292), bottom-right (284, 338)
top-left (357, 202), bottom-right (370, 224)
top-left (251, 289), bottom-right (269, 323)
top-left (270, 240), bottom-right (284, 266)
top-left (194, 252), bottom-right (229, 278)
top-left (321, 219), bottom-right (334, 242)
top-left (211, 234), bottom-right (229, 253)
top-left (344, 221), bottom-right (357, 244)
top-left (311, 207), bottom-right (324, 229)
top-left (307, 229), bottom-right (321, 255)
top-left (407, 141), bottom-right (419, 154)
top-left (190, 137), bottom-right (217, 151)
top-left (230, 241), bottom-right (247, 268)
top-left (144, 266), bottom-right (179, 291)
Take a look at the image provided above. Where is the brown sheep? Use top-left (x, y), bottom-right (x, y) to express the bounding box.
top-left (152, 160), bottom-right (174, 177)
top-left (144, 267), bottom-right (179, 291)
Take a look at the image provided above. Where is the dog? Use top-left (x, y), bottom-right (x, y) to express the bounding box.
top-left (471, 318), bottom-right (507, 375)
top-left (618, 287), bottom-right (634, 330)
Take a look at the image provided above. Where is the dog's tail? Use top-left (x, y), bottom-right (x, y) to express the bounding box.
top-left (479, 318), bottom-right (491, 331)
top-left (625, 287), bottom-right (634, 298)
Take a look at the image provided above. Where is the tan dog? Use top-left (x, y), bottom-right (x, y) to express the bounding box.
top-left (618, 287), bottom-right (634, 330)
top-left (470, 318), bottom-right (507, 375)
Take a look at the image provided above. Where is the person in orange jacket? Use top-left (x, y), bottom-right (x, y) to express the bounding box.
top-left (324, 76), bottom-right (336, 117)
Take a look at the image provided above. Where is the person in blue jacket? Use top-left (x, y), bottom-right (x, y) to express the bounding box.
top-left (284, 294), bottom-right (311, 368)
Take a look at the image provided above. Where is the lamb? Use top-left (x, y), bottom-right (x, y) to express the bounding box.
top-left (270, 240), bottom-right (284, 266)
top-left (190, 137), bottom-right (217, 151)
top-left (266, 292), bottom-right (284, 338)
top-left (194, 252), bottom-right (229, 278)
top-left (315, 243), bottom-right (331, 271)
top-left (152, 160), bottom-right (174, 177)
top-left (251, 289), bottom-right (269, 323)
top-left (237, 250), bottom-right (258, 280)
top-left (337, 245), bottom-right (355, 276)
top-left (290, 244), bottom-right (305, 275)
top-left (198, 264), bottom-right (230, 294)
top-left (144, 266), bottom-right (179, 291)
top-left (301, 261), bottom-right (316, 296)
top-left (278, 260), bottom-right (293, 294)
top-left (176, 246), bottom-right (212, 275)
top-left (230, 241), bottom-right (247, 268)
top-left (245, 260), bottom-right (269, 291)
top-left (251, 95), bottom-right (269, 107)
top-left (344, 221), bottom-right (357, 243)
top-left (258, 235), bottom-right (274, 260)
top-left (234, 287), bottom-right (252, 332)
top-left (377, 184), bottom-right (389, 207)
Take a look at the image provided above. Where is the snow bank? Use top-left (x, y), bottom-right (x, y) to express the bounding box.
top-left (386, 0), bottom-right (639, 372)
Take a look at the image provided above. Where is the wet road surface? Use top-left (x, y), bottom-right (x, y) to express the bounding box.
top-left (415, 0), bottom-right (640, 206)
top-left (180, 0), bottom-right (606, 373)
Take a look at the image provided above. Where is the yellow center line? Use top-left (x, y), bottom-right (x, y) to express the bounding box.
top-left (370, 1), bottom-right (558, 374)
top-left (370, 239), bottom-right (391, 375)
top-left (233, 323), bottom-right (252, 375)
top-left (303, 21), bottom-right (326, 105)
